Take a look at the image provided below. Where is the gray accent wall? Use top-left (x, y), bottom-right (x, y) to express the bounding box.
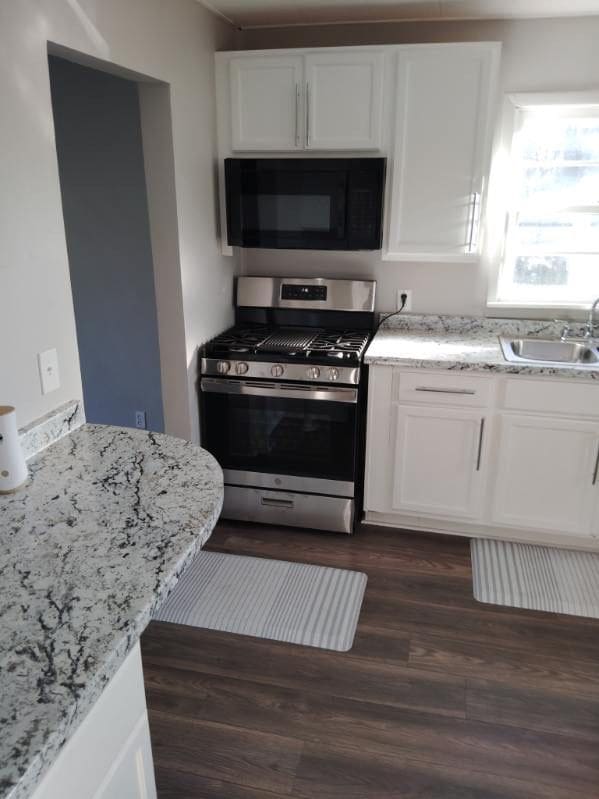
top-left (49, 56), bottom-right (164, 432)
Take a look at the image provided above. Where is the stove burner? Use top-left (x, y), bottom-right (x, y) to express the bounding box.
top-left (205, 325), bottom-right (371, 363)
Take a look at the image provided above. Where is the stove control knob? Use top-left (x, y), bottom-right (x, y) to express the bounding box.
top-left (271, 364), bottom-right (284, 377)
top-left (216, 360), bottom-right (230, 374)
top-left (307, 366), bottom-right (321, 379)
top-left (328, 367), bottom-right (340, 381)
top-left (235, 362), bottom-right (249, 375)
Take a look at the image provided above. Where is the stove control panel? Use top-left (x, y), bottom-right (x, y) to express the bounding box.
top-left (201, 359), bottom-right (361, 385)
top-left (281, 284), bottom-right (327, 302)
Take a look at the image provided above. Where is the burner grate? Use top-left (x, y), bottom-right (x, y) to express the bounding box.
top-left (309, 330), bottom-right (370, 355)
top-left (258, 330), bottom-right (318, 352)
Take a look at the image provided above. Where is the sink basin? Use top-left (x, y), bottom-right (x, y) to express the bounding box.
top-left (499, 336), bottom-right (599, 366)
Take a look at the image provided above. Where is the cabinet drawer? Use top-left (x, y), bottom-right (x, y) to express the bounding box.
top-left (501, 378), bottom-right (599, 418)
top-left (395, 370), bottom-right (492, 407)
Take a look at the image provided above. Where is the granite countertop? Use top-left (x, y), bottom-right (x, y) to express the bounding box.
top-left (0, 422), bottom-right (223, 799)
top-left (365, 314), bottom-right (599, 380)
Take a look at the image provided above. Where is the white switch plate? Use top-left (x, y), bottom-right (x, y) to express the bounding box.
top-left (397, 289), bottom-right (413, 312)
top-left (38, 348), bottom-right (60, 394)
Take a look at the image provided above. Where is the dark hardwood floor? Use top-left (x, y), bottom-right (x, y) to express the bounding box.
top-left (141, 522), bottom-right (599, 798)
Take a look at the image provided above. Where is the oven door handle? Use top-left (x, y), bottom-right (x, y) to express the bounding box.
top-left (200, 378), bottom-right (358, 404)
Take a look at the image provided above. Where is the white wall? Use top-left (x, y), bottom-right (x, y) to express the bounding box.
top-left (0, 0), bottom-right (237, 438)
top-left (237, 16), bottom-right (599, 315)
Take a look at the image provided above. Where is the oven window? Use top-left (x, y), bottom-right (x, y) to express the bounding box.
top-left (202, 391), bottom-right (356, 482)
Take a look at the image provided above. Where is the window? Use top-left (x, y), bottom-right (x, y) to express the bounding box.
top-left (496, 100), bottom-right (599, 306)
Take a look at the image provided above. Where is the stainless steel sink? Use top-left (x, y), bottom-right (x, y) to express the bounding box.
top-left (499, 336), bottom-right (599, 367)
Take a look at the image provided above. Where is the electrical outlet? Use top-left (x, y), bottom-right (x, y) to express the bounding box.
top-left (135, 410), bottom-right (147, 430)
top-left (38, 349), bottom-right (60, 394)
top-left (397, 289), bottom-right (413, 312)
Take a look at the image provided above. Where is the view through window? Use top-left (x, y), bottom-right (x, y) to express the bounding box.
top-left (497, 106), bottom-right (599, 305)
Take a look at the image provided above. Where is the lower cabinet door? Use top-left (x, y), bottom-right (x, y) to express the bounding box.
top-left (491, 414), bottom-right (599, 536)
top-left (31, 643), bottom-right (157, 799)
top-left (391, 404), bottom-right (487, 519)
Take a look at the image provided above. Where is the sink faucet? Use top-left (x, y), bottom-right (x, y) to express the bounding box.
top-left (555, 320), bottom-right (572, 342)
top-left (585, 297), bottom-right (599, 340)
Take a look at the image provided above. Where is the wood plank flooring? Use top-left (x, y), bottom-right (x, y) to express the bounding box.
top-left (141, 522), bottom-right (599, 798)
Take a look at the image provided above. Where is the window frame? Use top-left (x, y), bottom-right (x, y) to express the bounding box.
top-left (486, 91), bottom-right (599, 313)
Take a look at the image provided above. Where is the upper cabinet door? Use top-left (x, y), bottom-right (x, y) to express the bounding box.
top-left (304, 50), bottom-right (384, 151)
top-left (387, 44), bottom-right (500, 260)
top-left (230, 56), bottom-right (304, 151)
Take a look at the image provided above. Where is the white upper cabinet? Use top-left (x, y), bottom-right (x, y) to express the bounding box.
top-left (224, 48), bottom-right (385, 152)
top-left (230, 55), bottom-right (304, 151)
top-left (304, 51), bottom-right (384, 150)
top-left (386, 43), bottom-right (500, 261)
top-left (215, 43), bottom-right (501, 256)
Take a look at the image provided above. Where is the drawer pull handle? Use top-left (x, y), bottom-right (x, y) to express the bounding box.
top-left (593, 445), bottom-right (599, 486)
top-left (476, 418), bottom-right (485, 472)
top-left (415, 387), bottom-right (476, 396)
top-left (261, 496), bottom-right (294, 509)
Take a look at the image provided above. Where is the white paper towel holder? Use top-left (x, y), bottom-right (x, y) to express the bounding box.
top-left (0, 406), bottom-right (28, 494)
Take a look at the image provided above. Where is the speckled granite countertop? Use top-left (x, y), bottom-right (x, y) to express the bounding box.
top-left (0, 423), bottom-right (223, 799)
top-left (365, 314), bottom-right (599, 380)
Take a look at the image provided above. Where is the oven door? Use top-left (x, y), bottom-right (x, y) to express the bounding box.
top-left (225, 159), bottom-right (348, 250)
top-left (200, 378), bottom-right (358, 496)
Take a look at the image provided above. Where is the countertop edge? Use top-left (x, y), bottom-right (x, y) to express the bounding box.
top-left (364, 352), bottom-right (599, 379)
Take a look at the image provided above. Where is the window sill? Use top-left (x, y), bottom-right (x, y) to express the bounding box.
top-left (486, 300), bottom-right (591, 320)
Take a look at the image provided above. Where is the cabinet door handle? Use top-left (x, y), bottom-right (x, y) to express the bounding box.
top-left (467, 191), bottom-right (480, 253)
top-left (415, 386), bottom-right (476, 396)
top-left (593, 444), bottom-right (599, 485)
top-left (475, 418), bottom-right (485, 472)
top-left (306, 82), bottom-right (311, 148)
top-left (295, 83), bottom-right (300, 147)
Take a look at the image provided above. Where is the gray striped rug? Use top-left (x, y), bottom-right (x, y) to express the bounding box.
top-left (154, 551), bottom-right (367, 651)
top-left (471, 539), bottom-right (599, 618)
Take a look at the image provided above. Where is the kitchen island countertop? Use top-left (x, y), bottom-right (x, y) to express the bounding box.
top-left (0, 424), bottom-right (223, 799)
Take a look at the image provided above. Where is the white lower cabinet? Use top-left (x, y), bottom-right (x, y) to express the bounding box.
top-left (364, 366), bottom-right (599, 546)
top-left (31, 643), bottom-right (156, 799)
top-left (490, 415), bottom-right (599, 536)
top-left (391, 405), bottom-right (486, 519)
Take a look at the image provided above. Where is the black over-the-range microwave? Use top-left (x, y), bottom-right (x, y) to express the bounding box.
top-left (225, 157), bottom-right (386, 251)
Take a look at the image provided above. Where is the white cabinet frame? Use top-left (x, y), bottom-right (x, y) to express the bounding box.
top-left (364, 367), bottom-right (599, 550)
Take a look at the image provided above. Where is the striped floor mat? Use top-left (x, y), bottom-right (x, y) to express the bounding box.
top-left (154, 551), bottom-right (367, 652)
top-left (471, 538), bottom-right (599, 618)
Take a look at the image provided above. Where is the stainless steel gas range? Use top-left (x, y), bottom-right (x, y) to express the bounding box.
top-left (199, 276), bottom-right (376, 534)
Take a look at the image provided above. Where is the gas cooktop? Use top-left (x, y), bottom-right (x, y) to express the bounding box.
top-left (205, 325), bottom-right (371, 363)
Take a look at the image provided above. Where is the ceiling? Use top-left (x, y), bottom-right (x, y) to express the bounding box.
top-left (201, 0), bottom-right (599, 29)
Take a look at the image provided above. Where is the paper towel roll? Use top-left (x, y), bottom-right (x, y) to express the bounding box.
top-left (0, 406), bottom-right (28, 493)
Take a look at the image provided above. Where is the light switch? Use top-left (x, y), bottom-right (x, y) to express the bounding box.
top-left (38, 349), bottom-right (60, 394)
